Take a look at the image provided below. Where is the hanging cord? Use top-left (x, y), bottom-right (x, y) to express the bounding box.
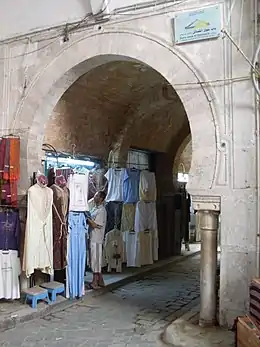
top-left (252, 41), bottom-right (260, 97)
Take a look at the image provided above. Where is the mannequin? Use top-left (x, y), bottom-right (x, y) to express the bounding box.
top-left (50, 175), bottom-right (69, 272)
top-left (23, 173), bottom-right (53, 278)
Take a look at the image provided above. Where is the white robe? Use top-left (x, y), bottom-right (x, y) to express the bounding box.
top-left (0, 250), bottom-right (21, 299)
top-left (23, 184), bottom-right (53, 277)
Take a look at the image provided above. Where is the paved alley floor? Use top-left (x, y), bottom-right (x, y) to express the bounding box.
top-left (0, 255), bottom-right (200, 347)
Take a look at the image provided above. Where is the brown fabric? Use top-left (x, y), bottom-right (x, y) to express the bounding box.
top-left (9, 137), bottom-right (20, 181)
top-left (50, 184), bottom-right (69, 270)
top-left (10, 181), bottom-right (18, 206)
top-left (3, 138), bottom-right (10, 181)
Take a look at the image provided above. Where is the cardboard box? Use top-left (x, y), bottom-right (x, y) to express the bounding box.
top-left (237, 316), bottom-right (260, 347)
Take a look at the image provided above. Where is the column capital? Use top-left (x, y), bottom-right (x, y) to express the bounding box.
top-left (192, 195), bottom-right (221, 213)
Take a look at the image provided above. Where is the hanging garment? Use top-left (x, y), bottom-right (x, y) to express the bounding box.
top-left (137, 231), bottom-right (153, 266)
top-left (95, 169), bottom-right (107, 192)
top-left (120, 204), bottom-right (136, 233)
top-left (67, 212), bottom-right (87, 299)
top-left (124, 231), bottom-right (140, 267)
top-left (135, 201), bottom-right (158, 262)
top-left (9, 137), bottom-right (20, 181)
top-left (104, 168), bottom-right (124, 202)
top-left (0, 250), bottom-right (21, 299)
top-left (68, 173), bottom-right (89, 212)
top-left (1, 181), bottom-right (17, 206)
top-left (139, 171), bottom-right (157, 201)
top-left (105, 201), bottom-right (123, 234)
top-left (120, 203), bottom-right (136, 262)
top-left (3, 138), bottom-right (10, 181)
top-left (0, 210), bottom-right (20, 252)
top-left (123, 168), bottom-right (140, 203)
top-left (23, 183), bottom-right (53, 277)
top-left (103, 229), bottom-right (124, 273)
top-left (50, 184), bottom-right (69, 270)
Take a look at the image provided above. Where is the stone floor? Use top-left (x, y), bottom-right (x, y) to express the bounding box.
top-left (0, 243), bottom-right (200, 329)
top-left (0, 253), bottom-right (202, 346)
top-left (162, 317), bottom-right (234, 347)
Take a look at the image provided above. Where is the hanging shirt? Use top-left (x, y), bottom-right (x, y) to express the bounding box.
top-left (120, 203), bottom-right (136, 232)
top-left (90, 205), bottom-right (107, 244)
top-left (0, 211), bottom-right (20, 252)
top-left (134, 201), bottom-right (158, 262)
top-left (135, 201), bottom-right (157, 233)
top-left (104, 228), bottom-right (124, 272)
top-left (0, 250), bottom-right (21, 299)
top-left (139, 171), bottom-right (157, 201)
top-left (123, 169), bottom-right (140, 203)
top-left (68, 173), bottom-right (89, 211)
top-left (104, 168), bottom-right (124, 202)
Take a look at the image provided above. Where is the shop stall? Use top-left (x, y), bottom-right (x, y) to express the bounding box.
top-left (0, 143), bottom-right (159, 307)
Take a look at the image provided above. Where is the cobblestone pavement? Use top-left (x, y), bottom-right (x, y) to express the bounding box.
top-left (0, 255), bottom-right (200, 347)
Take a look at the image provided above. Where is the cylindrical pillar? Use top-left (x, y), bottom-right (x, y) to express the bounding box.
top-left (199, 210), bottom-right (219, 327)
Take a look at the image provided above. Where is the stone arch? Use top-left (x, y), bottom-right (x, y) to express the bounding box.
top-left (173, 134), bottom-right (192, 176)
top-left (13, 30), bottom-right (218, 195)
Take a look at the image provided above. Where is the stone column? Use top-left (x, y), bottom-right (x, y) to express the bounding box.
top-left (192, 196), bottom-right (220, 327)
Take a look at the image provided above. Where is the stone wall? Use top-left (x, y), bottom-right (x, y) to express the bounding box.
top-left (0, 0), bottom-right (257, 328)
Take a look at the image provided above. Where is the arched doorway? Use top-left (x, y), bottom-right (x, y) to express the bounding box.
top-left (11, 31), bottom-right (218, 196)
top-left (12, 30), bottom-right (220, 327)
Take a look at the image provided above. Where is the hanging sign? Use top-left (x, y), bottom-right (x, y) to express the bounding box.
top-left (174, 5), bottom-right (221, 44)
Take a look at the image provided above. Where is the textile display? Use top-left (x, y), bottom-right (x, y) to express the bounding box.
top-left (124, 231), bottom-right (140, 267)
top-left (105, 201), bottom-right (123, 234)
top-left (68, 173), bottom-right (89, 212)
top-left (137, 231), bottom-right (153, 266)
top-left (0, 137), bottom-right (20, 206)
top-left (120, 203), bottom-right (136, 263)
top-left (103, 228), bottom-right (124, 273)
top-left (120, 203), bottom-right (136, 233)
top-left (123, 168), bottom-right (140, 203)
top-left (135, 201), bottom-right (158, 262)
top-left (0, 250), bottom-right (21, 299)
top-left (104, 168), bottom-right (124, 202)
top-left (23, 183), bottom-right (54, 277)
top-left (67, 212), bottom-right (87, 299)
top-left (139, 171), bottom-right (157, 201)
top-left (8, 138), bottom-right (20, 181)
top-left (50, 184), bottom-right (69, 270)
top-left (0, 210), bottom-right (20, 252)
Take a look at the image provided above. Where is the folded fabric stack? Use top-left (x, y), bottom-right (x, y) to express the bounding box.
top-left (250, 278), bottom-right (260, 323)
top-left (236, 278), bottom-right (260, 347)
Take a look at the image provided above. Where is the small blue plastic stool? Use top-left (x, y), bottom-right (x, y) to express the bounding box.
top-left (40, 281), bottom-right (65, 303)
top-left (23, 286), bottom-right (50, 309)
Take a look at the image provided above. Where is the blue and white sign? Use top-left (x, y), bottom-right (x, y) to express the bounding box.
top-left (174, 5), bottom-right (221, 44)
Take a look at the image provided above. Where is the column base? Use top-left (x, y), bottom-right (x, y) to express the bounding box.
top-left (199, 318), bottom-right (217, 328)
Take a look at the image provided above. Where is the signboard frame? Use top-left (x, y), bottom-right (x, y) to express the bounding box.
top-left (173, 5), bottom-right (221, 44)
